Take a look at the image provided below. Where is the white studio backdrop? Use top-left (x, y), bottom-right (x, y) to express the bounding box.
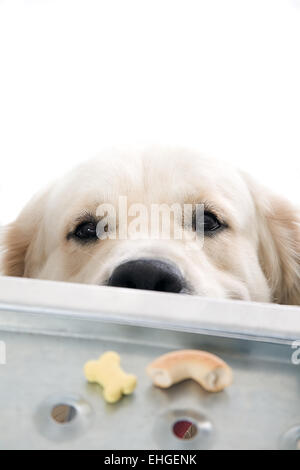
top-left (0, 0), bottom-right (299, 226)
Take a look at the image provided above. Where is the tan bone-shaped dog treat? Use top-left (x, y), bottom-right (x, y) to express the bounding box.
top-left (84, 351), bottom-right (137, 403)
top-left (147, 349), bottom-right (233, 392)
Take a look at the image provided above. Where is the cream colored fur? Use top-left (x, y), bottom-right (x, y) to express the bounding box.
top-left (1, 148), bottom-right (299, 305)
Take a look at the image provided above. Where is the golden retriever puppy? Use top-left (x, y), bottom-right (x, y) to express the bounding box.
top-left (1, 147), bottom-right (299, 304)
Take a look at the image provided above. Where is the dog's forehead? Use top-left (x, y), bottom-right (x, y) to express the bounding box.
top-left (47, 149), bottom-right (254, 225)
top-left (66, 151), bottom-right (245, 194)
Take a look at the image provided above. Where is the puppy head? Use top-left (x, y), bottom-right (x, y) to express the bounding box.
top-left (2, 148), bottom-right (299, 305)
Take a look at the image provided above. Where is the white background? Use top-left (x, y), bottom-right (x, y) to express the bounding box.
top-left (0, 0), bottom-right (299, 225)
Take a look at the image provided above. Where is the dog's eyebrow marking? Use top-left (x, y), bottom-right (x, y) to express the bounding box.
top-left (74, 210), bottom-right (97, 225)
top-left (202, 201), bottom-right (229, 227)
top-left (184, 199), bottom-right (229, 228)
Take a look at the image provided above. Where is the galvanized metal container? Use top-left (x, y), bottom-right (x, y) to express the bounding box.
top-left (0, 277), bottom-right (299, 450)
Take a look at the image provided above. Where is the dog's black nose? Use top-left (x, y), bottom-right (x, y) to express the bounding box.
top-left (108, 259), bottom-right (185, 293)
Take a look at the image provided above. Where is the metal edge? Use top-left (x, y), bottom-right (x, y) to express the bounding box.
top-left (0, 276), bottom-right (300, 343)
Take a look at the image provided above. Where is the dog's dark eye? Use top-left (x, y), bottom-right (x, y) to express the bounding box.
top-left (192, 210), bottom-right (223, 234)
top-left (203, 212), bottom-right (222, 232)
top-left (74, 222), bottom-right (97, 241)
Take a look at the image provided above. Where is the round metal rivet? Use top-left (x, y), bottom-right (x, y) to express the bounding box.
top-left (34, 393), bottom-right (93, 442)
top-left (154, 409), bottom-right (214, 449)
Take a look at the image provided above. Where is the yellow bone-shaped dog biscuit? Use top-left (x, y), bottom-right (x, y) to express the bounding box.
top-left (84, 351), bottom-right (137, 403)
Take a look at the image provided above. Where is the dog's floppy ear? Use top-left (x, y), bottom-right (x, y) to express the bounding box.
top-left (1, 189), bottom-right (49, 277)
top-left (245, 174), bottom-right (300, 305)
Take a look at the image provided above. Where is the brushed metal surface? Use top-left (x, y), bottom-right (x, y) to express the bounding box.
top-left (0, 309), bottom-right (299, 450)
